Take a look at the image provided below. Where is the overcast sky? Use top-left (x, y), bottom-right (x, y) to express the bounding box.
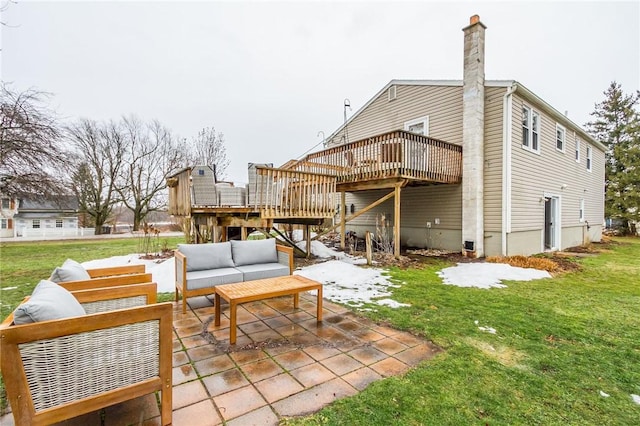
top-left (2, 1), bottom-right (638, 184)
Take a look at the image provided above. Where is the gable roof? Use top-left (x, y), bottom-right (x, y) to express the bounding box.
top-left (18, 196), bottom-right (78, 212)
top-left (326, 79), bottom-right (605, 152)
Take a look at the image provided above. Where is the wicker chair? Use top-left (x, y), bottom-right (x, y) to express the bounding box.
top-left (0, 282), bottom-right (173, 426)
top-left (54, 264), bottom-right (154, 291)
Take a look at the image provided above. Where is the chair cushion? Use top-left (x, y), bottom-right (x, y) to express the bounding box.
top-left (185, 268), bottom-right (243, 290)
top-left (231, 239), bottom-right (278, 266)
top-left (234, 263), bottom-right (290, 281)
top-left (50, 258), bottom-right (91, 283)
top-left (13, 280), bottom-right (87, 324)
top-left (178, 242), bottom-right (234, 272)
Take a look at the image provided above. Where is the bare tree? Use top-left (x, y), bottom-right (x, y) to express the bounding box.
top-left (67, 119), bottom-right (124, 234)
top-left (0, 84), bottom-right (69, 198)
top-left (189, 127), bottom-right (230, 180)
top-left (118, 116), bottom-right (187, 231)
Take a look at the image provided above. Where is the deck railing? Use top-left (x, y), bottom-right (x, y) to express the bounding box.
top-left (287, 130), bottom-right (463, 184)
top-left (252, 167), bottom-right (336, 219)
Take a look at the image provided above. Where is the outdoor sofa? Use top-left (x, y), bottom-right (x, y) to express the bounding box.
top-left (175, 238), bottom-right (294, 313)
top-left (0, 279), bottom-right (173, 426)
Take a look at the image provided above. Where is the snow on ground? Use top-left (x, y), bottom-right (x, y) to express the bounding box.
top-left (437, 262), bottom-right (551, 289)
top-left (632, 394), bottom-right (640, 405)
top-left (78, 246), bottom-right (551, 307)
top-left (294, 259), bottom-right (408, 309)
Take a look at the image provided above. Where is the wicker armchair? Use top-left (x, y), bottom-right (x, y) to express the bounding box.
top-left (55, 264), bottom-right (154, 292)
top-left (0, 283), bottom-right (173, 426)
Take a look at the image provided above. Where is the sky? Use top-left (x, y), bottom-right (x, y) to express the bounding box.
top-left (2, 1), bottom-right (639, 185)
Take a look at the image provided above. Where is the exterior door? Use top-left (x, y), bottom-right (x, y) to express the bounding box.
top-left (544, 196), bottom-right (559, 250)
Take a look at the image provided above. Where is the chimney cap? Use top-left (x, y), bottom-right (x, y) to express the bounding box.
top-left (463, 14), bottom-right (487, 30)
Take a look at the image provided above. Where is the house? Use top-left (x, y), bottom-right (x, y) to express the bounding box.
top-left (0, 196), bottom-right (19, 238)
top-left (10, 196), bottom-right (81, 238)
top-left (314, 15), bottom-right (605, 257)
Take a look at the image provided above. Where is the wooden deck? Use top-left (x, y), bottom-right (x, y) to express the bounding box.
top-left (167, 130), bottom-right (462, 249)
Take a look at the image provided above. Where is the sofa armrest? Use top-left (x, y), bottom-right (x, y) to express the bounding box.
top-left (86, 264), bottom-right (146, 278)
top-left (276, 244), bottom-right (294, 274)
top-left (58, 273), bottom-right (153, 292)
top-left (175, 250), bottom-right (187, 288)
top-left (0, 302), bottom-right (173, 426)
top-left (74, 282), bottom-right (158, 314)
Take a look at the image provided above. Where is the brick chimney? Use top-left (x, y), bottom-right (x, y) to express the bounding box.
top-left (461, 14), bottom-right (486, 258)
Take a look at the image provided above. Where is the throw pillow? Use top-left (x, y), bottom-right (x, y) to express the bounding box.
top-left (178, 242), bottom-right (235, 272)
top-left (13, 280), bottom-right (87, 324)
top-left (50, 258), bottom-right (91, 283)
top-left (231, 238), bottom-right (278, 266)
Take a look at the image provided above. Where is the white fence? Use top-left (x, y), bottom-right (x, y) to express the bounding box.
top-left (15, 227), bottom-right (95, 239)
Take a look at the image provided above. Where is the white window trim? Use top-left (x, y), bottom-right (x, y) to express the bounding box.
top-left (586, 145), bottom-right (592, 172)
top-left (1, 218), bottom-right (7, 229)
top-left (556, 123), bottom-right (566, 153)
top-left (522, 105), bottom-right (541, 154)
top-left (575, 136), bottom-right (581, 163)
top-left (579, 198), bottom-right (585, 222)
top-left (403, 116), bottom-right (429, 136)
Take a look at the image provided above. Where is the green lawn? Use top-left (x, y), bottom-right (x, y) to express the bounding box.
top-left (1, 237), bottom-right (639, 424)
top-left (285, 237), bottom-right (640, 425)
top-left (0, 236), bottom-right (185, 319)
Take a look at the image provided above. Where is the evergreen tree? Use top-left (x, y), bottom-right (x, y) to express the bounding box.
top-left (587, 82), bottom-right (640, 234)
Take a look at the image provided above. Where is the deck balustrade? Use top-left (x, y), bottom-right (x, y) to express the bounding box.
top-left (287, 130), bottom-right (463, 186)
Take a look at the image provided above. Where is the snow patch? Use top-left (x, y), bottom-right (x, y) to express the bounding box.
top-left (599, 391), bottom-right (610, 398)
top-left (631, 394), bottom-right (640, 405)
top-left (438, 262), bottom-right (551, 289)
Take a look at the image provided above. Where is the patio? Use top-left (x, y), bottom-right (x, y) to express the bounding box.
top-left (1, 292), bottom-right (441, 426)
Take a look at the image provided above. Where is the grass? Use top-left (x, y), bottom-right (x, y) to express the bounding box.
top-left (0, 236), bottom-right (185, 319)
top-left (1, 236), bottom-right (639, 424)
top-left (284, 237), bottom-right (640, 425)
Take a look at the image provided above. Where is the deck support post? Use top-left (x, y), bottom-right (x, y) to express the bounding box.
top-left (394, 184), bottom-right (401, 258)
top-left (340, 191), bottom-right (346, 251)
top-left (241, 227), bottom-right (247, 240)
top-left (304, 225), bottom-right (311, 258)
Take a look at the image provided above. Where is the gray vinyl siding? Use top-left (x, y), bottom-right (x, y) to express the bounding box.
top-left (327, 84), bottom-right (464, 147)
top-left (510, 93), bottom-right (605, 244)
top-left (344, 184), bottom-right (462, 247)
top-left (483, 86), bottom-right (505, 234)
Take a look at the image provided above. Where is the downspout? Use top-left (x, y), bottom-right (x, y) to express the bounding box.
top-left (502, 83), bottom-right (517, 256)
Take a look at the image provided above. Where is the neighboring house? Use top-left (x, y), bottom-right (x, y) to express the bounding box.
top-left (320, 15), bottom-right (605, 257)
top-left (0, 196), bottom-right (19, 238)
top-left (11, 196), bottom-right (81, 238)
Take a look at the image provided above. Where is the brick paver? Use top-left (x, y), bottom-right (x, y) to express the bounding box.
top-left (0, 293), bottom-right (442, 426)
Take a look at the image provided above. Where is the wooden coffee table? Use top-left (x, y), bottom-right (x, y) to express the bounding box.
top-left (214, 275), bottom-right (323, 344)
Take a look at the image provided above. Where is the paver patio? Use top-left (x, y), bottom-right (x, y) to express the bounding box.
top-left (0, 292), bottom-right (442, 426)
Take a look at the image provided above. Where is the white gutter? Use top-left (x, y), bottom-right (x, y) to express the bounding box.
top-left (502, 83), bottom-right (517, 256)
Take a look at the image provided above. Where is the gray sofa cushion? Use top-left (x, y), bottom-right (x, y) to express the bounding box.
top-left (231, 239), bottom-right (278, 266)
top-left (185, 267), bottom-right (243, 290)
top-left (14, 280), bottom-right (87, 324)
top-left (234, 263), bottom-right (290, 282)
top-left (50, 258), bottom-right (91, 283)
top-left (178, 242), bottom-right (234, 272)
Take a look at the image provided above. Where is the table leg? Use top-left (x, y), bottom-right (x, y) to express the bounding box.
top-left (229, 301), bottom-right (237, 344)
top-left (293, 293), bottom-right (299, 309)
top-left (316, 285), bottom-right (323, 321)
top-left (214, 293), bottom-right (221, 326)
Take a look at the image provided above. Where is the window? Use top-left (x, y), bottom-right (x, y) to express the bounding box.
top-left (388, 85), bottom-right (397, 101)
top-left (522, 106), bottom-right (540, 152)
top-left (586, 146), bottom-right (592, 171)
top-left (575, 137), bottom-right (581, 162)
top-left (1, 198), bottom-right (9, 209)
top-left (56, 219), bottom-right (63, 228)
top-left (404, 116), bottom-right (429, 136)
top-left (556, 124), bottom-right (566, 152)
top-left (32, 219), bottom-right (40, 229)
top-left (579, 199), bottom-right (585, 222)
top-left (1, 219), bottom-right (7, 229)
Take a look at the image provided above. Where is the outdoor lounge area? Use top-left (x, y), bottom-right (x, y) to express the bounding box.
top-left (1, 291), bottom-right (441, 425)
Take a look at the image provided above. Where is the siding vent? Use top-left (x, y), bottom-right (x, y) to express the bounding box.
top-left (388, 85), bottom-right (397, 101)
